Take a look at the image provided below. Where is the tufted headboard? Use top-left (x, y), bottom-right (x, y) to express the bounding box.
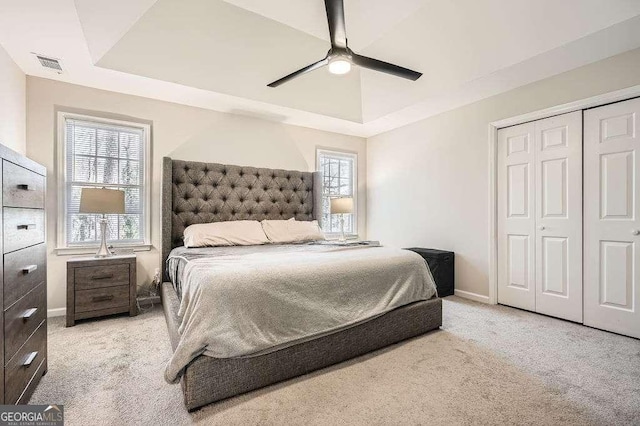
top-left (161, 157), bottom-right (323, 280)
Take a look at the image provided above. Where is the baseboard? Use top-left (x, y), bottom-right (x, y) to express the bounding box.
top-left (454, 289), bottom-right (490, 304)
top-left (47, 307), bottom-right (66, 318)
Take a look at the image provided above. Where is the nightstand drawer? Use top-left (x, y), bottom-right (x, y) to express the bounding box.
top-left (5, 320), bottom-right (46, 405)
top-left (4, 283), bottom-right (46, 360)
top-left (75, 285), bottom-right (130, 313)
top-left (3, 208), bottom-right (45, 253)
top-left (2, 160), bottom-right (45, 209)
top-left (74, 264), bottom-right (130, 290)
top-left (4, 243), bottom-right (46, 309)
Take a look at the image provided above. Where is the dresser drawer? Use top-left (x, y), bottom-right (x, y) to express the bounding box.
top-left (2, 160), bottom-right (45, 209)
top-left (74, 264), bottom-right (130, 290)
top-left (4, 243), bottom-right (46, 309)
top-left (4, 283), bottom-right (46, 360)
top-left (3, 208), bottom-right (45, 253)
top-left (5, 320), bottom-right (46, 404)
top-left (75, 285), bottom-right (130, 313)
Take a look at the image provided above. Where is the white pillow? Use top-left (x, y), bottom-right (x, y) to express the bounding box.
top-left (183, 220), bottom-right (269, 248)
top-left (261, 219), bottom-right (325, 243)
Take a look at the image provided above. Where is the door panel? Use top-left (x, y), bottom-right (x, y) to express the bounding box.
top-left (600, 151), bottom-right (634, 219)
top-left (534, 111), bottom-right (583, 322)
top-left (498, 123), bottom-right (536, 311)
top-left (507, 235), bottom-right (530, 289)
top-left (541, 158), bottom-right (567, 218)
top-left (508, 164), bottom-right (529, 217)
top-left (585, 98), bottom-right (640, 339)
top-left (599, 241), bottom-right (633, 310)
top-left (542, 236), bottom-right (568, 296)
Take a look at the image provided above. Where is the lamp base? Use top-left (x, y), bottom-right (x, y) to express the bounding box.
top-left (95, 216), bottom-right (113, 257)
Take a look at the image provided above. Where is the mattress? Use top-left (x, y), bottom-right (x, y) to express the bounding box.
top-left (164, 243), bottom-right (437, 383)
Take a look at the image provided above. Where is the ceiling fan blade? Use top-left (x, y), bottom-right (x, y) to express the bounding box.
top-left (325, 0), bottom-right (347, 48)
top-left (352, 54), bottom-right (422, 81)
top-left (267, 57), bottom-right (329, 87)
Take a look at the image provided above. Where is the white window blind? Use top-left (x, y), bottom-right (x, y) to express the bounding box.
top-left (63, 117), bottom-right (147, 247)
top-left (317, 149), bottom-right (357, 235)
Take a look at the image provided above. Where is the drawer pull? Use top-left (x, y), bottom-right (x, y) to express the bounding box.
top-left (91, 274), bottom-right (114, 280)
top-left (92, 295), bottom-right (114, 303)
top-left (17, 184), bottom-right (36, 191)
top-left (22, 264), bottom-right (38, 274)
top-left (17, 223), bottom-right (36, 230)
top-left (23, 351), bottom-right (38, 367)
top-left (21, 307), bottom-right (38, 319)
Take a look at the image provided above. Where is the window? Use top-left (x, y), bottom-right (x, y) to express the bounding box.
top-left (316, 149), bottom-right (357, 235)
top-left (57, 112), bottom-right (150, 250)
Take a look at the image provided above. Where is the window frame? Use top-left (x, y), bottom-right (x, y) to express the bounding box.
top-left (56, 111), bottom-right (152, 254)
top-left (315, 148), bottom-right (358, 239)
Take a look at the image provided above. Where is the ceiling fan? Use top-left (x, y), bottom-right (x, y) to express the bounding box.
top-left (267, 0), bottom-right (422, 88)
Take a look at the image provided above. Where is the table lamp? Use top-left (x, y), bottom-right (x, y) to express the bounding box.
top-left (79, 187), bottom-right (125, 257)
top-left (330, 197), bottom-right (353, 242)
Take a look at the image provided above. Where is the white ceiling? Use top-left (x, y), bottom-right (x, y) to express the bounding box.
top-left (1, 0), bottom-right (640, 136)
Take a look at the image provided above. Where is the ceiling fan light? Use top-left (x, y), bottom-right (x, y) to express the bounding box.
top-left (328, 59), bottom-right (351, 75)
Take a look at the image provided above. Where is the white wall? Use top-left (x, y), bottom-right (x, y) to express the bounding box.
top-left (367, 47), bottom-right (640, 299)
top-left (26, 77), bottom-right (366, 314)
top-left (0, 44), bottom-right (26, 154)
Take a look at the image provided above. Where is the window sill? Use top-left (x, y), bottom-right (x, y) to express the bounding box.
top-left (55, 244), bottom-right (153, 256)
top-left (324, 234), bottom-right (359, 241)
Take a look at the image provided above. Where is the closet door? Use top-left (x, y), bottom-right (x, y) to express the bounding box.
top-left (584, 98), bottom-right (640, 339)
top-left (498, 122), bottom-right (536, 311)
top-left (534, 111), bottom-right (582, 322)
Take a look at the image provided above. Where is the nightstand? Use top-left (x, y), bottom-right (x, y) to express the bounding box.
top-left (66, 254), bottom-right (137, 327)
top-left (405, 248), bottom-right (454, 297)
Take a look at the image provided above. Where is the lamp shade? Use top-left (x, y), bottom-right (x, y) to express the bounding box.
top-left (330, 197), bottom-right (354, 214)
top-left (79, 188), bottom-right (125, 214)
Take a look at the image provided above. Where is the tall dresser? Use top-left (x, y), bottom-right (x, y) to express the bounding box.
top-left (0, 144), bottom-right (47, 404)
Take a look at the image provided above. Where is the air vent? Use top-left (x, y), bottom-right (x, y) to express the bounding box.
top-left (34, 54), bottom-right (63, 73)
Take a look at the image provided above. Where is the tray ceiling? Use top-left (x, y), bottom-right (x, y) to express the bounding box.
top-left (1, 0), bottom-right (640, 135)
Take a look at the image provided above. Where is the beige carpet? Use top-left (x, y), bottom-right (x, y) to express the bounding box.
top-left (31, 297), bottom-right (640, 425)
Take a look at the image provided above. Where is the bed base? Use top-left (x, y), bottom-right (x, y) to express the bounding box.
top-left (161, 282), bottom-right (442, 411)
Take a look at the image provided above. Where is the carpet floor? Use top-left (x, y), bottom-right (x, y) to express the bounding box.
top-left (30, 297), bottom-right (640, 425)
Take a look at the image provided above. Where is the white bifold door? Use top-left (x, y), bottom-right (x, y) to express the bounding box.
top-left (584, 98), bottom-right (640, 339)
top-left (498, 111), bottom-right (583, 322)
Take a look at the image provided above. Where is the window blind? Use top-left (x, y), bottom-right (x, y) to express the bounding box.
top-left (317, 150), bottom-right (357, 234)
top-left (64, 118), bottom-right (145, 246)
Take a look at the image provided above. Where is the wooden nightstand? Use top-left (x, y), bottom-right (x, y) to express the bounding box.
top-left (66, 254), bottom-right (137, 327)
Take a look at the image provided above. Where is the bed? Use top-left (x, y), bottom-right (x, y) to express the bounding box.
top-left (160, 157), bottom-right (442, 411)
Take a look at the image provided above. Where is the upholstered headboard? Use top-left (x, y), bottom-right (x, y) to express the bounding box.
top-left (161, 157), bottom-right (323, 279)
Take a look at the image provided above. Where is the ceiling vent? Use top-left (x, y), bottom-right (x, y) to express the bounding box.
top-left (34, 54), bottom-right (63, 73)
